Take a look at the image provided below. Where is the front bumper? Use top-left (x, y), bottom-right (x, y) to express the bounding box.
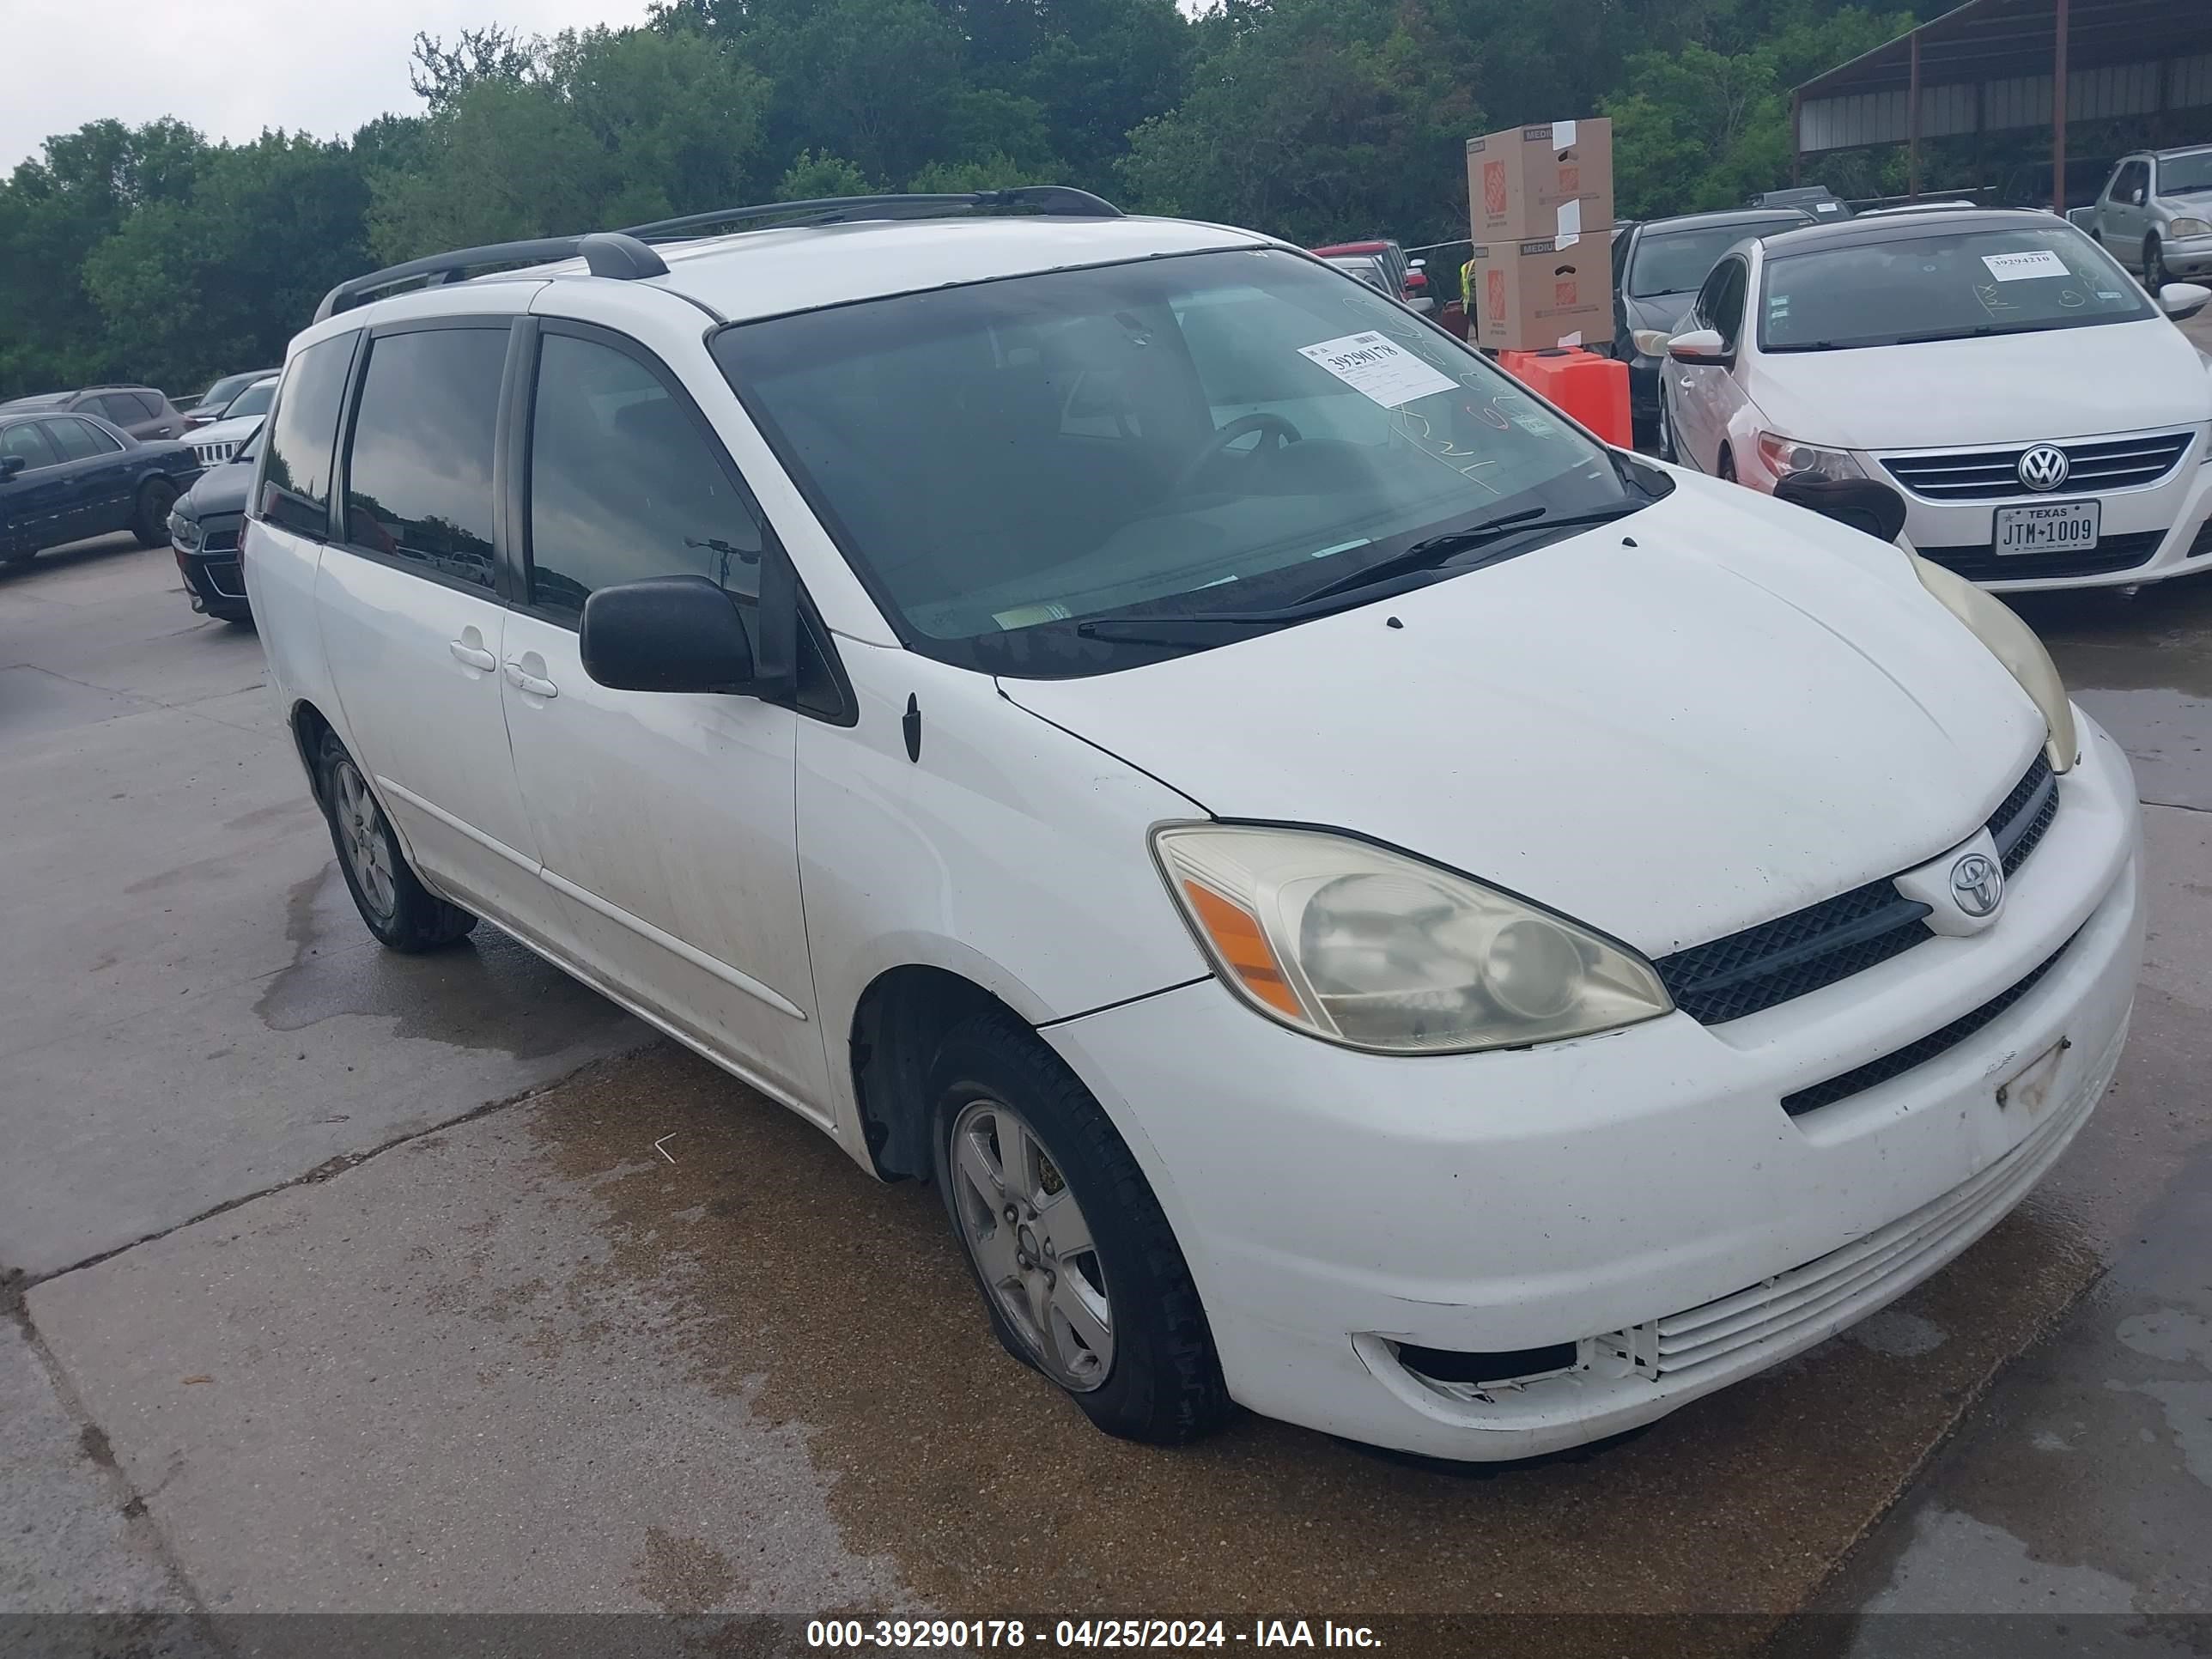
top-left (171, 516), bottom-right (250, 618)
top-left (1871, 423), bottom-right (2212, 592)
top-left (1044, 717), bottom-right (2142, 1459)
top-left (2160, 233), bottom-right (2212, 278)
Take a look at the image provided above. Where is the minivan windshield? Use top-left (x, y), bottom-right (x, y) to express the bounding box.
top-left (714, 247), bottom-right (1650, 676)
top-left (1628, 220), bottom-right (1806, 295)
top-left (1760, 223), bottom-right (2154, 351)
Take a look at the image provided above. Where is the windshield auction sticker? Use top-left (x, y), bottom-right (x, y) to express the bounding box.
top-left (1298, 331), bottom-right (1458, 408)
top-left (1980, 249), bottom-right (2069, 282)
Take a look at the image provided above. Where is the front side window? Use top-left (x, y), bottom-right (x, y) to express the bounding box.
top-left (46, 418), bottom-right (121, 461)
top-left (2112, 162), bottom-right (2148, 202)
top-left (714, 246), bottom-right (1647, 676)
top-left (1, 422), bottom-right (59, 471)
top-left (342, 327), bottom-right (507, 592)
top-left (1760, 225), bottom-right (2154, 352)
top-left (259, 331), bottom-right (358, 538)
top-left (525, 332), bottom-right (763, 621)
top-left (1628, 222), bottom-right (1802, 298)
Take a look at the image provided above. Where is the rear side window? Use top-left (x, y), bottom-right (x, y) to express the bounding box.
top-left (342, 326), bottom-right (507, 592)
top-left (46, 417), bottom-right (121, 460)
top-left (1, 422), bottom-right (60, 471)
top-left (260, 332), bottom-right (358, 538)
top-left (524, 331), bottom-right (763, 619)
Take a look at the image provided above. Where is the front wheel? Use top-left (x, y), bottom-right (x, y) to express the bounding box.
top-left (1655, 384), bottom-right (1679, 464)
top-left (931, 1011), bottom-right (1232, 1445)
top-left (1718, 447), bottom-right (1738, 483)
top-left (314, 730), bottom-right (477, 952)
top-left (131, 477), bottom-right (179, 548)
top-left (2145, 235), bottom-right (2168, 294)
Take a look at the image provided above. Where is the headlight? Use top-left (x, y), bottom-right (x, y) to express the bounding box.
top-left (1152, 825), bottom-right (1672, 1054)
top-left (1911, 554), bottom-right (2079, 774)
top-left (1756, 431), bottom-right (1866, 481)
top-left (2170, 216), bottom-right (2212, 238)
top-left (1632, 328), bottom-right (1673, 358)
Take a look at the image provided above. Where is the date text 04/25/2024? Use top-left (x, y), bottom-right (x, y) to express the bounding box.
top-left (805, 1619), bottom-right (1382, 1648)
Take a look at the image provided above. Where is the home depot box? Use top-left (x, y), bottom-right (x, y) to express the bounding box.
top-left (1466, 118), bottom-right (1613, 241)
top-left (1468, 234), bottom-right (1612, 352)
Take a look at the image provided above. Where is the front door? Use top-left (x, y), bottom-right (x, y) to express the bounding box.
top-left (41, 416), bottom-right (137, 539)
top-left (315, 320), bottom-right (546, 926)
top-left (498, 321), bottom-right (830, 1113)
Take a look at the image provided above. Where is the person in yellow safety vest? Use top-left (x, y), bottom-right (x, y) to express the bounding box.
top-left (1461, 256), bottom-right (1477, 310)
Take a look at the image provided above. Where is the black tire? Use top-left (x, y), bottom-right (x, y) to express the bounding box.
top-left (131, 477), bottom-right (179, 548)
top-left (1717, 446), bottom-right (1738, 483)
top-left (313, 729), bottom-right (477, 952)
top-left (929, 1010), bottom-right (1232, 1445)
top-left (1655, 385), bottom-right (1679, 464)
top-left (2144, 235), bottom-right (2167, 294)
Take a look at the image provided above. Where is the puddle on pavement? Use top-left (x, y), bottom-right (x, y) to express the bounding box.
top-left (516, 1043), bottom-right (2108, 1636)
top-left (254, 865), bottom-right (632, 1060)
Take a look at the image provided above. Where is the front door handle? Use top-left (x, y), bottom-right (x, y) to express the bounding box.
top-left (504, 660), bottom-right (558, 699)
top-left (449, 640), bottom-right (497, 672)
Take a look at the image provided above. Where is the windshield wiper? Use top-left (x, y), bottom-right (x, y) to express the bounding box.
top-left (1292, 503), bottom-right (1644, 606)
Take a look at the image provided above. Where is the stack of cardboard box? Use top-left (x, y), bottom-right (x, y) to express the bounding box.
top-left (1465, 120), bottom-right (1614, 353)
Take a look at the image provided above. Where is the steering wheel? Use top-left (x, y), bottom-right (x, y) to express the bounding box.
top-left (1174, 411), bottom-right (1304, 494)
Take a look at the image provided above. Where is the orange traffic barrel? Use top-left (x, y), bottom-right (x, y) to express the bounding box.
top-left (1496, 347), bottom-right (1632, 448)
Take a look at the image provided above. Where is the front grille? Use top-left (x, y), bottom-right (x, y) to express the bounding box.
top-left (192, 439), bottom-right (239, 466)
top-left (1781, 942), bottom-right (2068, 1115)
top-left (1882, 430), bottom-right (2194, 501)
top-left (1655, 756), bottom-right (2057, 1025)
top-left (1916, 529), bottom-right (2164, 583)
top-left (196, 514), bottom-right (240, 554)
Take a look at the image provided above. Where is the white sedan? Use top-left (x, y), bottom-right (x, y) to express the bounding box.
top-left (1658, 209), bottom-right (2212, 590)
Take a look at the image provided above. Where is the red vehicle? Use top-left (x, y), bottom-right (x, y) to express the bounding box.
top-left (1308, 239), bottom-right (1432, 313)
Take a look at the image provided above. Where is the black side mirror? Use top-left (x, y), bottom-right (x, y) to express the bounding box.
top-left (0, 454), bottom-right (24, 481)
top-left (1774, 475), bottom-right (1909, 544)
top-left (580, 574), bottom-right (756, 694)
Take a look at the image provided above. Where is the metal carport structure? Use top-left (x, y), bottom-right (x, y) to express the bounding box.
top-left (1791, 0), bottom-right (2212, 205)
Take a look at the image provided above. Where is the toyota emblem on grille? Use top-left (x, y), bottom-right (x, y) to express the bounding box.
top-left (2017, 443), bottom-right (2070, 491)
top-left (1950, 852), bottom-right (2004, 918)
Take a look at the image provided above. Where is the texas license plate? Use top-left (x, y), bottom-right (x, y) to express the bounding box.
top-left (1994, 500), bottom-right (2100, 554)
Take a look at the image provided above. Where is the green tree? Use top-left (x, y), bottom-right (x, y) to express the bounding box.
top-left (776, 149), bottom-right (873, 199)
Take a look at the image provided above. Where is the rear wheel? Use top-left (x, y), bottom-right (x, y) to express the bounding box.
top-left (931, 1010), bottom-right (1232, 1445)
top-left (314, 730), bottom-right (477, 951)
top-left (131, 477), bottom-right (179, 548)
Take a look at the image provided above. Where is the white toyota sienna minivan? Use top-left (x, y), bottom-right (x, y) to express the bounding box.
top-left (243, 190), bottom-right (2143, 1461)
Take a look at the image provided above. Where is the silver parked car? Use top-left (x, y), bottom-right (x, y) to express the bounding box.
top-left (2089, 146), bottom-right (2212, 291)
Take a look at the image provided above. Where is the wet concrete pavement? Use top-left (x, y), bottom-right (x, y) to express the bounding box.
top-left (4, 498), bottom-right (2211, 1652)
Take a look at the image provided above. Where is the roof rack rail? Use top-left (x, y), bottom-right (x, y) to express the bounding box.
top-left (311, 186), bottom-right (1122, 323)
top-left (619, 185), bottom-right (1123, 241)
top-left (313, 231), bottom-right (668, 323)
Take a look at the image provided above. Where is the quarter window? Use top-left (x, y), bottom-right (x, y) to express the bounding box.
top-left (342, 327), bottom-right (507, 592)
top-left (46, 417), bottom-right (121, 461)
top-left (1, 422), bottom-right (60, 471)
top-left (260, 331), bottom-right (358, 538)
top-left (525, 331), bottom-right (763, 620)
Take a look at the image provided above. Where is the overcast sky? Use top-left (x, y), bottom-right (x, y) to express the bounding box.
top-left (5, 0), bottom-right (653, 173)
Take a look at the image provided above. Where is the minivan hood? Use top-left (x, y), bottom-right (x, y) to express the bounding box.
top-left (1753, 317), bottom-right (2211, 450)
top-left (1001, 477), bottom-right (2044, 956)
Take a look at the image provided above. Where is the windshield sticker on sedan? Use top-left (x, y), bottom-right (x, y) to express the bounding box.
top-left (1297, 331), bottom-right (1458, 408)
top-left (1980, 249), bottom-right (2070, 282)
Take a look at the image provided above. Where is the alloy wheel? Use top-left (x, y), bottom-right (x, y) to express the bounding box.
top-left (331, 758), bottom-right (398, 921)
top-left (948, 1097), bottom-right (1114, 1391)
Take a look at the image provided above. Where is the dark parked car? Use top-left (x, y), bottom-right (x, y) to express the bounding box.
top-left (167, 428), bottom-right (258, 622)
top-left (0, 410), bottom-right (202, 565)
top-left (1610, 207), bottom-right (1815, 441)
top-left (1746, 185), bottom-right (1850, 221)
top-left (183, 368), bottom-right (283, 428)
top-left (0, 385), bottom-right (188, 442)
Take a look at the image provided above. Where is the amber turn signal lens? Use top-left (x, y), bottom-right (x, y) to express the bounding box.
top-left (1182, 880), bottom-right (1303, 1017)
